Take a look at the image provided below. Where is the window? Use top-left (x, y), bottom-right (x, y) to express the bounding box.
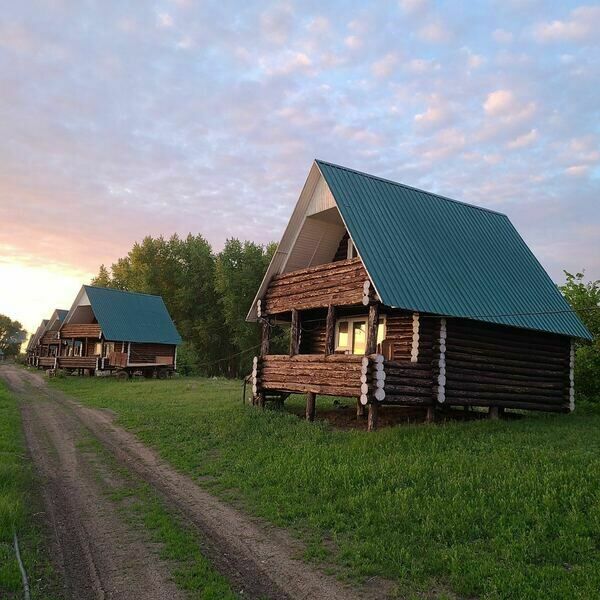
top-left (335, 316), bottom-right (386, 354)
top-left (95, 343), bottom-right (102, 356)
top-left (104, 342), bottom-right (115, 358)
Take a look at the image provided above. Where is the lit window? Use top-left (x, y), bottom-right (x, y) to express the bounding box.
top-left (337, 321), bottom-right (349, 349)
top-left (353, 321), bottom-right (367, 354)
top-left (335, 317), bottom-right (386, 354)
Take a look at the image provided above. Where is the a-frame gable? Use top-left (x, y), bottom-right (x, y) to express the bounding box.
top-left (247, 161), bottom-right (372, 321)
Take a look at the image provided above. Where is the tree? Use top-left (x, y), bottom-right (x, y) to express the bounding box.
top-left (91, 264), bottom-right (111, 287)
top-left (560, 271), bottom-right (600, 401)
top-left (91, 234), bottom-right (230, 376)
top-left (0, 314), bottom-right (27, 357)
top-left (214, 239), bottom-right (276, 376)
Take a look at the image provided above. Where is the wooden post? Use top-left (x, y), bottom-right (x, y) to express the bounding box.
top-left (367, 402), bottom-right (378, 431)
top-left (290, 309), bottom-right (300, 356)
top-left (489, 406), bottom-right (500, 420)
top-left (357, 399), bottom-right (365, 418)
top-left (325, 304), bottom-right (336, 355)
top-left (261, 318), bottom-right (271, 357)
top-left (426, 406), bottom-right (436, 423)
top-left (306, 392), bottom-right (316, 421)
top-left (365, 302), bottom-right (380, 356)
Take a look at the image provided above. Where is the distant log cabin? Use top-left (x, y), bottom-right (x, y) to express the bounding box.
top-left (26, 318), bottom-right (49, 367)
top-left (53, 285), bottom-right (182, 377)
top-left (37, 309), bottom-right (68, 369)
top-left (247, 160), bottom-right (591, 430)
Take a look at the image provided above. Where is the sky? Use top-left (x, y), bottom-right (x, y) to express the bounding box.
top-left (1, 0), bottom-right (599, 336)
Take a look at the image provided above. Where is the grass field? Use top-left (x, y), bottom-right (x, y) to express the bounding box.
top-left (52, 375), bottom-right (600, 600)
top-left (0, 380), bottom-right (59, 599)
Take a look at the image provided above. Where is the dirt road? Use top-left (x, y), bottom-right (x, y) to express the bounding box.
top-left (1, 365), bottom-right (385, 600)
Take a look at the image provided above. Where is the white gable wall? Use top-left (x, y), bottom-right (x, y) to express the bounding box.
top-left (247, 162), bottom-right (357, 320)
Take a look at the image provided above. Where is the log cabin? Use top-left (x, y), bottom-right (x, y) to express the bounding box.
top-left (247, 160), bottom-right (591, 429)
top-left (56, 285), bottom-right (182, 377)
top-left (37, 309), bottom-right (68, 369)
top-left (26, 319), bottom-right (49, 367)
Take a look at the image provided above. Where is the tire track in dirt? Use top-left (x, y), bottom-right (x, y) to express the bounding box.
top-left (2, 365), bottom-right (186, 600)
top-left (2, 365), bottom-right (392, 599)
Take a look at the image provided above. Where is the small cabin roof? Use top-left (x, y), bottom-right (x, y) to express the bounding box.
top-left (78, 286), bottom-right (182, 345)
top-left (249, 159), bottom-right (591, 340)
top-left (27, 319), bottom-right (49, 351)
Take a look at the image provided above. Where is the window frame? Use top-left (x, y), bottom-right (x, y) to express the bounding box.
top-left (335, 315), bottom-right (386, 354)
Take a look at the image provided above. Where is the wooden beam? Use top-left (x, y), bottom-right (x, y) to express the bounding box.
top-left (367, 402), bottom-right (378, 431)
top-left (356, 399), bottom-right (365, 418)
top-left (261, 319), bottom-right (271, 357)
top-left (325, 304), bottom-right (336, 355)
top-left (365, 302), bottom-right (380, 356)
top-left (306, 392), bottom-right (316, 421)
top-left (289, 309), bottom-right (300, 356)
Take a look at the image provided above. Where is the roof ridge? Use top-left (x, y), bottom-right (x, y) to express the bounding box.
top-left (315, 159), bottom-right (506, 217)
top-left (84, 285), bottom-right (165, 300)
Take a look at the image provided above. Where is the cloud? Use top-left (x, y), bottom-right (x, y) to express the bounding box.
top-left (260, 51), bottom-right (312, 77)
top-left (260, 3), bottom-right (294, 45)
top-left (533, 5), bottom-right (600, 43)
top-left (414, 95), bottom-right (452, 129)
top-left (307, 16), bottom-right (329, 34)
top-left (1, 0), bottom-right (599, 337)
top-left (372, 53), bottom-right (400, 78)
top-left (565, 165), bottom-right (589, 177)
top-left (398, 0), bottom-right (429, 14)
top-left (344, 35), bottom-right (362, 49)
top-left (405, 57), bottom-right (440, 74)
top-left (507, 128), bottom-right (538, 149)
top-left (156, 12), bottom-right (174, 28)
top-left (493, 28), bottom-right (514, 43)
top-left (483, 89), bottom-right (536, 124)
top-left (417, 20), bottom-right (452, 42)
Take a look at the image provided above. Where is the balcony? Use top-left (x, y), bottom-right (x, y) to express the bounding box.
top-left (261, 258), bottom-right (371, 316)
top-left (256, 354), bottom-right (364, 397)
top-left (60, 323), bottom-right (102, 338)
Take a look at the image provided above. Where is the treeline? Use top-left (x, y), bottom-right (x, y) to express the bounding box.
top-left (92, 234), bottom-right (279, 377)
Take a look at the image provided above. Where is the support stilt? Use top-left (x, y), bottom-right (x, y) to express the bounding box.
top-left (367, 402), bottom-right (379, 431)
top-left (306, 392), bottom-right (316, 422)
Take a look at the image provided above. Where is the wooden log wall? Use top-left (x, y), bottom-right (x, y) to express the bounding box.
top-left (443, 319), bottom-right (571, 412)
top-left (57, 356), bottom-right (98, 369)
top-left (300, 317), bottom-right (327, 354)
top-left (383, 310), bottom-right (435, 363)
top-left (257, 354), bottom-right (363, 397)
top-left (332, 232), bottom-right (350, 262)
top-left (129, 343), bottom-right (175, 364)
top-left (263, 258), bottom-right (369, 315)
top-left (60, 323), bottom-right (102, 338)
top-left (40, 331), bottom-right (59, 345)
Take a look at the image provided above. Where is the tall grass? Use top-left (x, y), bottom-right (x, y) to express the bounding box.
top-left (53, 376), bottom-right (600, 599)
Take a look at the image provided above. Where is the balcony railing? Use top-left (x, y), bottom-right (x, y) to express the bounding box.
top-left (262, 258), bottom-right (371, 315)
top-left (256, 354), bottom-right (364, 397)
top-left (57, 356), bottom-right (99, 369)
top-left (60, 323), bottom-right (102, 338)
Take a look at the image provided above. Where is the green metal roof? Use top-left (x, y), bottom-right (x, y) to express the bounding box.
top-left (84, 286), bottom-right (182, 344)
top-left (316, 160), bottom-right (591, 340)
top-left (56, 309), bottom-right (68, 322)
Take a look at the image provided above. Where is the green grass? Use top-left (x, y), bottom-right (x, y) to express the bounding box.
top-left (78, 436), bottom-right (239, 599)
top-left (52, 375), bottom-right (600, 599)
top-left (0, 380), bottom-right (60, 599)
